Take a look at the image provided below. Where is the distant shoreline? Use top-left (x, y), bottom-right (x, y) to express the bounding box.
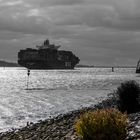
top-left (0, 60), bottom-right (20, 67)
top-left (76, 65), bottom-right (136, 68)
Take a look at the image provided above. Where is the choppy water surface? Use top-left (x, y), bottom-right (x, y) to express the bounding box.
top-left (0, 67), bottom-right (139, 131)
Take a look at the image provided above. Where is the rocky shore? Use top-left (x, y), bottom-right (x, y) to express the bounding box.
top-left (0, 96), bottom-right (139, 140)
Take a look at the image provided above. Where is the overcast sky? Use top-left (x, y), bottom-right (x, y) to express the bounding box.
top-left (0, 0), bottom-right (140, 66)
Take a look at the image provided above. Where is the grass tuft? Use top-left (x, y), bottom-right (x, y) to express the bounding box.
top-left (75, 108), bottom-right (128, 140)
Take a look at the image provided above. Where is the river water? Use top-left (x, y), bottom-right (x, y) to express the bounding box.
top-left (0, 67), bottom-right (139, 132)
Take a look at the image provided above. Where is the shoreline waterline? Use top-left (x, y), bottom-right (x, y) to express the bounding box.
top-left (0, 67), bottom-right (138, 139)
top-left (0, 95), bottom-right (139, 140)
top-left (0, 95), bottom-right (117, 139)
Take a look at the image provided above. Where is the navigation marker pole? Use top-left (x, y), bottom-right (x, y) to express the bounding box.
top-left (27, 69), bottom-right (30, 90)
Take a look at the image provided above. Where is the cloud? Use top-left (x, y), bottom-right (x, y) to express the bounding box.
top-left (25, 0), bottom-right (85, 7)
top-left (1, 0), bottom-right (140, 35)
top-left (0, 0), bottom-right (140, 65)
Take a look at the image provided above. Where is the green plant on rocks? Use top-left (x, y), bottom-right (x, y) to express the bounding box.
top-left (75, 108), bottom-right (128, 140)
top-left (115, 80), bottom-right (140, 114)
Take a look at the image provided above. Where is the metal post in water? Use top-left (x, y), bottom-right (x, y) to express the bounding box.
top-left (112, 67), bottom-right (114, 72)
top-left (27, 69), bottom-right (30, 90)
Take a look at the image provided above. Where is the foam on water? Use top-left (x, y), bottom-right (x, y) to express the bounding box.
top-left (0, 67), bottom-right (138, 131)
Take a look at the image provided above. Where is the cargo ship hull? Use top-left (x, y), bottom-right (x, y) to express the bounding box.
top-left (18, 60), bottom-right (76, 69)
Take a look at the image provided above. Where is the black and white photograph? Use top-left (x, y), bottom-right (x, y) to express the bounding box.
top-left (0, 0), bottom-right (140, 139)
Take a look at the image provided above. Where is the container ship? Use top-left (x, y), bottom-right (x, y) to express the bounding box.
top-left (18, 39), bottom-right (80, 69)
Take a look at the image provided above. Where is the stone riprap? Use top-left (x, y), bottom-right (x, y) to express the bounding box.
top-left (0, 96), bottom-right (139, 140)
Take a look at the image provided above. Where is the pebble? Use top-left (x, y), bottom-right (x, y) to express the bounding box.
top-left (0, 96), bottom-right (139, 140)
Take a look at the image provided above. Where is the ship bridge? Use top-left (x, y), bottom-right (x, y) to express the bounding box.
top-left (36, 39), bottom-right (60, 50)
